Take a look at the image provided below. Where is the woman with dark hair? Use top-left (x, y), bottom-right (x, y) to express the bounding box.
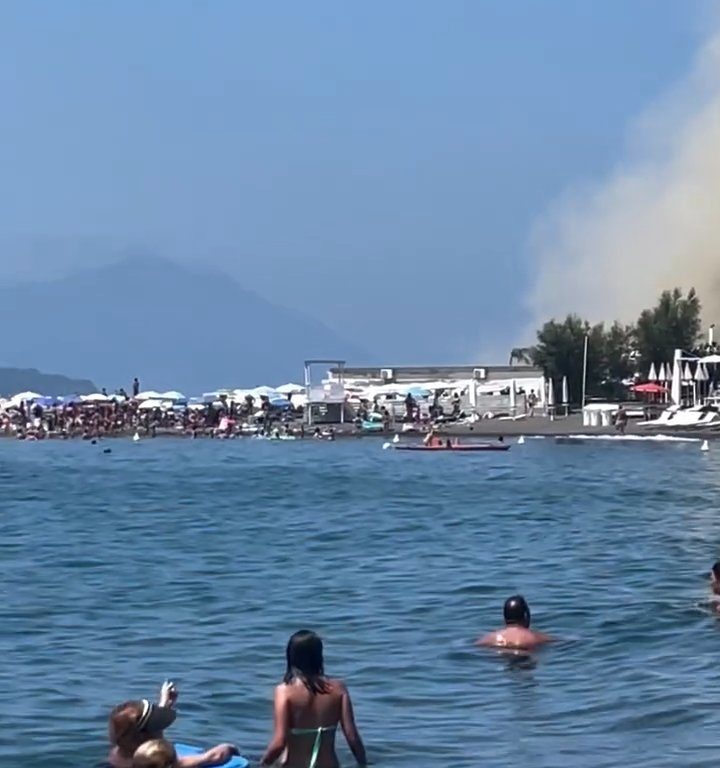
top-left (261, 630), bottom-right (367, 768)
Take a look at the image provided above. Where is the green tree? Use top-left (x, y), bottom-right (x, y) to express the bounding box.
top-left (531, 315), bottom-right (606, 403)
top-left (635, 288), bottom-right (701, 372)
top-left (602, 321), bottom-right (636, 394)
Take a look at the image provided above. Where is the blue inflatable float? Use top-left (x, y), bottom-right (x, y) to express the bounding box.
top-left (174, 742), bottom-right (249, 768)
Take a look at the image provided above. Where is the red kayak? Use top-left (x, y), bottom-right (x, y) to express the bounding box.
top-left (395, 443), bottom-right (510, 452)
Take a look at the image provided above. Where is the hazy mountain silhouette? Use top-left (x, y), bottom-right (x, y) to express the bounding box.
top-left (0, 257), bottom-right (369, 393)
top-left (0, 368), bottom-right (97, 397)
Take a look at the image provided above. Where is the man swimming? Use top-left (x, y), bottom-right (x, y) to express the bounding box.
top-left (477, 595), bottom-right (552, 650)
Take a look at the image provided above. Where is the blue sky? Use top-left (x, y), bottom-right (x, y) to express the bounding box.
top-left (0, 1), bottom-right (709, 365)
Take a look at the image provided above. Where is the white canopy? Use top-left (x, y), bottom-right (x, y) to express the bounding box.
top-left (160, 390), bottom-right (186, 401)
top-left (701, 354), bottom-right (720, 364)
top-left (81, 393), bottom-right (112, 403)
top-left (276, 382), bottom-right (305, 395)
top-left (10, 391), bottom-right (41, 403)
top-left (135, 390), bottom-right (164, 401)
top-left (138, 398), bottom-right (172, 410)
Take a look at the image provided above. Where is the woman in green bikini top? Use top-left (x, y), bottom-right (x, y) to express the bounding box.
top-left (261, 630), bottom-right (367, 768)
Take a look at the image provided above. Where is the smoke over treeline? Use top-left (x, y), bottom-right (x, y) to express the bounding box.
top-left (526, 29), bottom-right (720, 335)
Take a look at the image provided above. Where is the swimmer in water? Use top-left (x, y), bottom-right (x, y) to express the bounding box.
top-left (707, 562), bottom-right (720, 612)
top-left (711, 562), bottom-right (720, 596)
top-left (477, 595), bottom-right (552, 650)
top-left (106, 682), bottom-right (238, 768)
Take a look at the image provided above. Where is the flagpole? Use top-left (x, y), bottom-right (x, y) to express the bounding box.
top-left (581, 333), bottom-right (589, 408)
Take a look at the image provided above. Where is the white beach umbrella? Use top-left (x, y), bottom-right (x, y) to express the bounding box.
top-left (10, 391), bottom-right (41, 403)
top-left (657, 363), bottom-right (667, 382)
top-left (547, 379), bottom-right (556, 406)
top-left (135, 390), bottom-right (164, 401)
top-left (670, 361), bottom-right (682, 405)
top-left (138, 398), bottom-right (170, 410)
top-left (683, 363), bottom-right (693, 381)
top-left (276, 382), bottom-right (305, 395)
top-left (561, 376), bottom-right (569, 404)
top-left (696, 363), bottom-right (709, 382)
top-left (648, 363), bottom-right (658, 381)
top-left (160, 390), bottom-right (186, 402)
top-left (81, 393), bottom-right (111, 403)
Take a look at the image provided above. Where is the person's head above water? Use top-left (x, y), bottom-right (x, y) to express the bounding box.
top-left (711, 562), bottom-right (720, 594)
top-left (109, 700), bottom-right (177, 758)
top-left (133, 739), bottom-right (177, 768)
top-left (284, 629), bottom-right (328, 694)
top-left (503, 595), bottom-right (531, 628)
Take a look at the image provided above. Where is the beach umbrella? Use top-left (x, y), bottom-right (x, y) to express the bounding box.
top-left (631, 382), bottom-right (668, 394)
top-left (657, 363), bottom-right (667, 382)
top-left (648, 363), bottom-right (658, 381)
top-left (138, 398), bottom-right (168, 410)
top-left (10, 391), bottom-right (41, 404)
top-left (160, 390), bottom-right (187, 402)
top-left (547, 379), bottom-right (555, 406)
top-left (135, 390), bottom-right (164, 401)
top-left (81, 393), bottom-right (112, 403)
top-left (670, 361), bottom-right (682, 405)
top-left (269, 396), bottom-right (292, 409)
top-left (561, 376), bottom-right (569, 404)
top-left (276, 382), bottom-right (304, 395)
top-left (696, 363), bottom-right (709, 382)
top-left (683, 363), bottom-right (693, 381)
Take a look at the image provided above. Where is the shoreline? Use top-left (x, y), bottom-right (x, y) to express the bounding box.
top-left (3, 414), bottom-right (719, 441)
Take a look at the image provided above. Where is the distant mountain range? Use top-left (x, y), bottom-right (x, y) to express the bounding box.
top-left (0, 367), bottom-right (97, 398)
top-left (0, 257), bottom-right (369, 394)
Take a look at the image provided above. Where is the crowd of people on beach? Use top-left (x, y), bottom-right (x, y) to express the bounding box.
top-left (0, 382), bottom-right (306, 441)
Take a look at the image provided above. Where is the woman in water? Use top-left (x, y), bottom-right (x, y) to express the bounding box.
top-left (261, 630), bottom-right (367, 768)
top-left (106, 682), bottom-right (238, 768)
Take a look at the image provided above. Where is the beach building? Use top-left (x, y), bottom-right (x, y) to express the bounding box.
top-left (318, 362), bottom-right (546, 422)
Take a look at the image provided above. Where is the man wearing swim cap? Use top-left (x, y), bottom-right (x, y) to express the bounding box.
top-left (477, 595), bottom-right (552, 650)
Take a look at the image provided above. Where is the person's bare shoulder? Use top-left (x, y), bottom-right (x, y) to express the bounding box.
top-left (476, 631), bottom-right (505, 647)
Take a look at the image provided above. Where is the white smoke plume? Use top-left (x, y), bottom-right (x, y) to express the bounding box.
top-left (525, 27), bottom-right (720, 335)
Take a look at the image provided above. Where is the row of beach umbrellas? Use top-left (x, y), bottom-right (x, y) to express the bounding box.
top-left (648, 362), bottom-right (711, 383)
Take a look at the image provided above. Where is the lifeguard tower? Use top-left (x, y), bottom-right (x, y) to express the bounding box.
top-left (304, 359), bottom-right (350, 426)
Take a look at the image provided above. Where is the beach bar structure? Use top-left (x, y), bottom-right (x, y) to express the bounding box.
top-left (325, 363), bottom-right (546, 420)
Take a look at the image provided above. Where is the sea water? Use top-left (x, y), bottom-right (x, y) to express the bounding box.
top-left (1, 437), bottom-right (719, 768)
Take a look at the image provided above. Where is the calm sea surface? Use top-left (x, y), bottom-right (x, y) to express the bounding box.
top-left (1, 436), bottom-right (720, 767)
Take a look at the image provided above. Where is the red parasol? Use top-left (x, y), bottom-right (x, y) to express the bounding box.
top-left (631, 382), bottom-right (668, 394)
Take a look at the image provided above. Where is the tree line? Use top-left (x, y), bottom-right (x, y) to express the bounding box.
top-left (510, 288), bottom-right (704, 403)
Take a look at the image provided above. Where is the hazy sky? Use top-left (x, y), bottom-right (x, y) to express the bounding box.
top-left (0, 1), bottom-right (709, 365)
